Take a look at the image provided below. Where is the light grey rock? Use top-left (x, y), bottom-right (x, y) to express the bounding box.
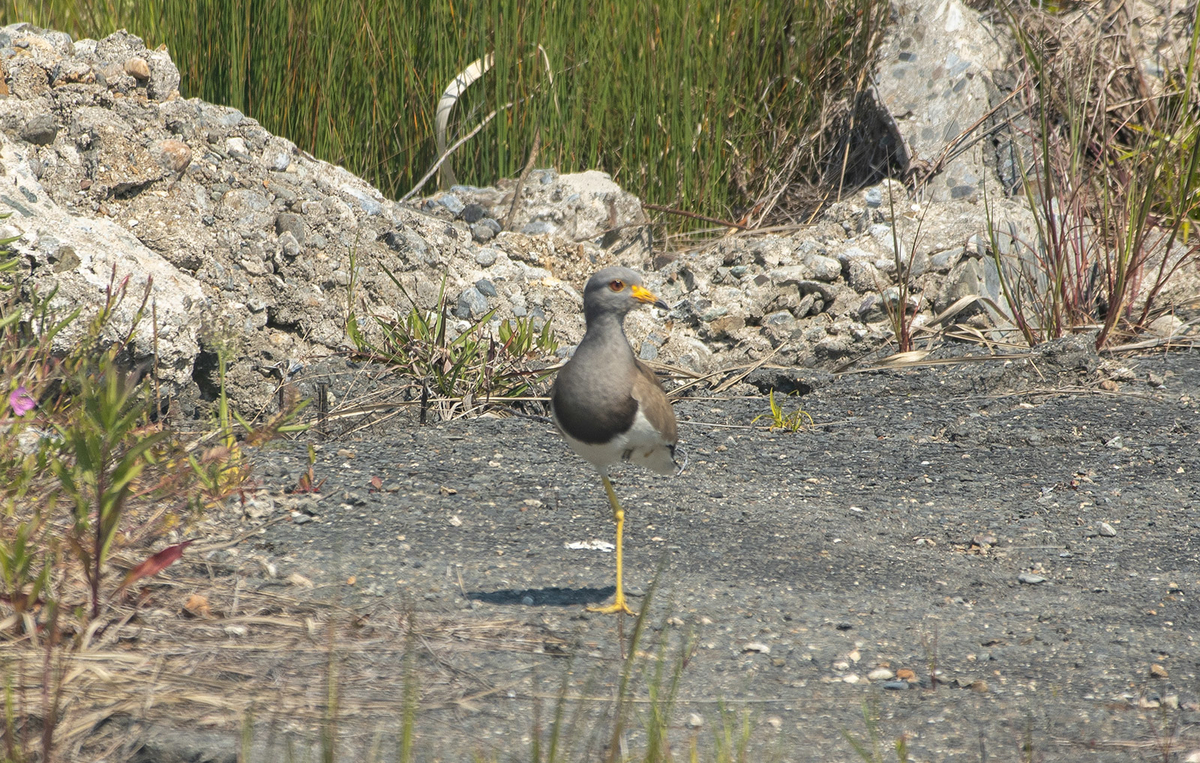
top-left (262, 138), bottom-right (293, 171)
top-left (438, 193), bottom-right (465, 216)
top-left (872, 0), bottom-right (1006, 201)
top-left (804, 253), bottom-right (842, 282)
top-left (0, 134), bottom-right (206, 390)
top-left (455, 286), bottom-right (489, 319)
top-left (1148, 314), bottom-right (1184, 338)
top-left (471, 222), bottom-right (495, 242)
top-left (929, 248), bottom-right (963, 273)
top-left (474, 248), bottom-right (499, 267)
top-left (225, 136), bottom-right (251, 161)
top-left (475, 278), bottom-right (498, 298)
top-left (145, 46), bottom-right (180, 100)
top-left (935, 257), bottom-right (985, 314)
top-left (848, 260), bottom-right (882, 294)
top-left (19, 113), bottom-right (57, 146)
top-left (343, 186), bottom-right (383, 216)
top-left (834, 246), bottom-right (874, 267)
top-left (769, 265), bottom-right (811, 286)
top-left (278, 231), bottom-right (301, 258)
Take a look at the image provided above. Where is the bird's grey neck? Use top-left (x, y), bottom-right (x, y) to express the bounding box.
top-left (578, 310), bottom-right (633, 360)
top-left (583, 309), bottom-right (628, 339)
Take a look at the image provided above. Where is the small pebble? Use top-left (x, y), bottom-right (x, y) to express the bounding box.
top-left (471, 223), bottom-right (495, 243)
top-left (1098, 522), bottom-right (1116, 537)
top-left (867, 668), bottom-right (895, 681)
top-left (460, 203), bottom-right (487, 223)
top-left (125, 57), bottom-right (151, 80)
top-left (243, 498), bottom-right (274, 519)
top-left (686, 713), bottom-right (704, 729)
top-left (743, 642), bottom-right (771, 654)
top-left (882, 680), bottom-right (910, 690)
top-left (1018, 573), bottom-right (1047, 585)
top-left (1150, 663), bottom-right (1169, 678)
top-left (295, 497), bottom-right (320, 516)
top-left (154, 139), bottom-right (192, 174)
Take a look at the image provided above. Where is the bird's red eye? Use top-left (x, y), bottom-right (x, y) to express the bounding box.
top-left (608, 280), bottom-right (625, 292)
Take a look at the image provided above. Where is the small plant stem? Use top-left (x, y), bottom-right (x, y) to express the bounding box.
top-left (91, 462), bottom-right (106, 620)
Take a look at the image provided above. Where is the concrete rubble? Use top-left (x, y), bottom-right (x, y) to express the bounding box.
top-left (0, 3), bottom-right (1193, 417)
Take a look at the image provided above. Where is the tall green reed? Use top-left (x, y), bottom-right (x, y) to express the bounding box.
top-left (4, 0), bottom-right (885, 227)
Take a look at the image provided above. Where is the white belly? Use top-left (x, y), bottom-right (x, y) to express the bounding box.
top-left (554, 409), bottom-right (677, 477)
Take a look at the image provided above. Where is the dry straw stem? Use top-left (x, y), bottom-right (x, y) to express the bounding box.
top-left (2, 574), bottom-right (569, 758)
top-left (997, 1), bottom-right (1200, 347)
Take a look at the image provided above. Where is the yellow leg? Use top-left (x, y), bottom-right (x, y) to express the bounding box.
top-left (587, 475), bottom-right (637, 616)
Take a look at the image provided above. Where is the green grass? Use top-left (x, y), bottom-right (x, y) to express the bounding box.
top-left (2, 0), bottom-right (887, 229)
top-left (345, 262), bottom-right (559, 419)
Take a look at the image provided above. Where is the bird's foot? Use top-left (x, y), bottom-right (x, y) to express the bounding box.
top-left (587, 599), bottom-right (637, 616)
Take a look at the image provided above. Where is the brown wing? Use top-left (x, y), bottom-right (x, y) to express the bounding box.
top-left (630, 359), bottom-right (677, 444)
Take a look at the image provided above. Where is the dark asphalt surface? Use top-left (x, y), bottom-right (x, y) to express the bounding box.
top-left (217, 340), bottom-right (1200, 761)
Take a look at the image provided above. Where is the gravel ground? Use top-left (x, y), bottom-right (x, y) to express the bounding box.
top-left (117, 340), bottom-right (1200, 762)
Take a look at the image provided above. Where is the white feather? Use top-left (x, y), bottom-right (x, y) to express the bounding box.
top-left (554, 409), bottom-right (676, 477)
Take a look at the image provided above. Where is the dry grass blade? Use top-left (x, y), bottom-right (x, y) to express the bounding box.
top-left (874, 350), bottom-right (932, 367)
top-left (840, 351), bottom-right (1035, 375)
top-left (2, 571), bottom-right (572, 758)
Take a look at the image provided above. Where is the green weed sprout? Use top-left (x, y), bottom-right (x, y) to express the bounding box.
top-left (753, 390), bottom-right (814, 432)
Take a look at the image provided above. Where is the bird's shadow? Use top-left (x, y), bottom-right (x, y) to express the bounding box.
top-left (466, 586), bottom-right (615, 607)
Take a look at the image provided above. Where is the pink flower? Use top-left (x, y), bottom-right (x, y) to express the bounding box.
top-left (8, 386), bottom-right (35, 417)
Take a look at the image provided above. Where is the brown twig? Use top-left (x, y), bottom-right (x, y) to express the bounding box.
top-left (504, 128), bottom-right (542, 230)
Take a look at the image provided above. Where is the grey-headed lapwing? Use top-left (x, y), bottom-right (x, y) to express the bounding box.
top-left (551, 267), bottom-right (678, 615)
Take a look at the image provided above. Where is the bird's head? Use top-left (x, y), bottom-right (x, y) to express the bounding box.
top-left (582, 267), bottom-right (669, 324)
